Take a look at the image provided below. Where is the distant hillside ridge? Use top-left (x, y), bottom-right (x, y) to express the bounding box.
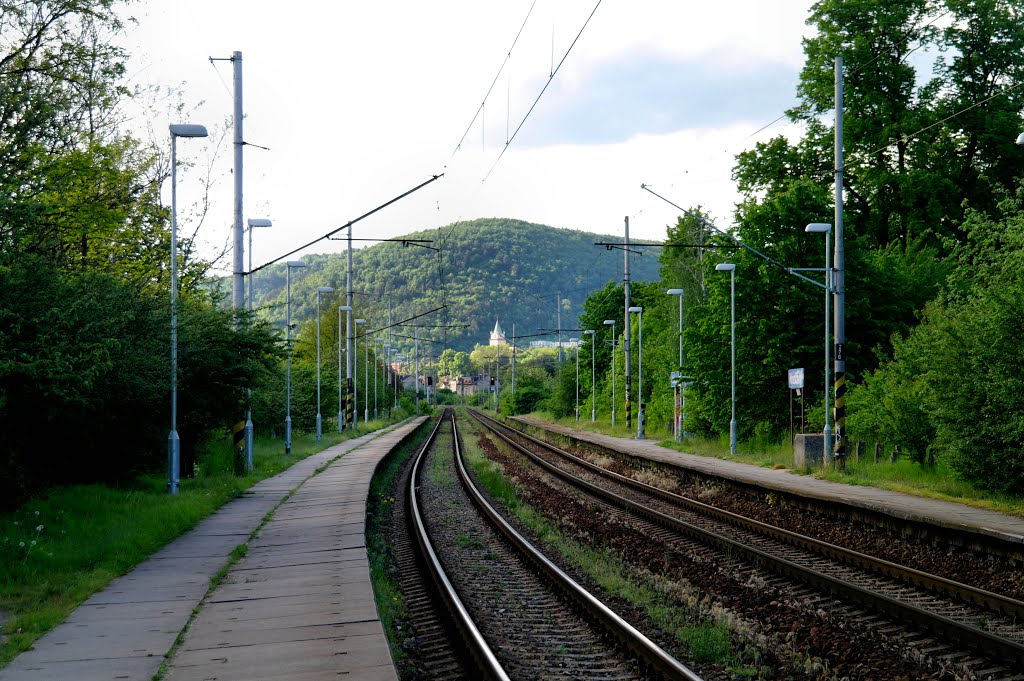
top-left (248, 217), bottom-right (662, 353)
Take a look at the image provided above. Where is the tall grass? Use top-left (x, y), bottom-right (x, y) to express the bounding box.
top-left (0, 427), bottom-right (373, 668)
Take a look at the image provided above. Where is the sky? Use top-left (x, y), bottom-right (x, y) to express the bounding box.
top-left (117, 0), bottom-right (817, 274)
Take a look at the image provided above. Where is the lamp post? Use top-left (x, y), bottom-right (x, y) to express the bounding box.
top-left (167, 123), bottom-right (208, 495)
top-left (244, 218), bottom-right (271, 471)
top-left (355, 318), bottom-right (366, 426)
top-left (373, 335), bottom-right (379, 420)
top-left (363, 326), bottom-right (370, 423)
top-left (805, 223), bottom-right (833, 461)
top-left (603, 319), bottom-right (616, 426)
top-left (570, 337), bottom-right (580, 423)
top-left (284, 260), bottom-right (307, 454)
top-left (715, 264), bottom-right (737, 456)
top-left (627, 307), bottom-right (644, 439)
top-left (315, 286), bottom-right (334, 442)
top-left (667, 288), bottom-right (684, 441)
top-left (337, 305), bottom-right (352, 431)
top-left (583, 330), bottom-right (596, 421)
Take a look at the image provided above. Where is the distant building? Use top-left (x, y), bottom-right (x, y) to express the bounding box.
top-left (489, 319), bottom-right (507, 346)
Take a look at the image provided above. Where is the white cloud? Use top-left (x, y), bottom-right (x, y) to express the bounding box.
top-left (116, 0), bottom-right (816, 271)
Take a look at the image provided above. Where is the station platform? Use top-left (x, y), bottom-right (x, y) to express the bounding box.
top-left (510, 416), bottom-right (1024, 550)
top-left (0, 417), bottom-right (426, 681)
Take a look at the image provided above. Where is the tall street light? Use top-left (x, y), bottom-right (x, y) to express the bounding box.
top-left (570, 337), bottom-right (580, 423)
top-left (363, 325), bottom-right (371, 423)
top-left (244, 218), bottom-right (271, 471)
top-left (583, 330), bottom-right (596, 421)
top-left (715, 264), bottom-right (737, 456)
top-left (285, 260), bottom-right (306, 454)
top-left (355, 318), bottom-right (366, 426)
top-left (337, 305), bottom-right (352, 431)
top-left (168, 123), bottom-right (208, 495)
top-left (667, 288), bottom-right (684, 442)
top-left (806, 223), bottom-right (833, 460)
top-left (603, 319), bottom-right (616, 426)
top-left (628, 307), bottom-right (644, 439)
top-left (315, 286), bottom-right (334, 442)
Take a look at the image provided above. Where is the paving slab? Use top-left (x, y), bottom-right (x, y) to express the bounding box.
top-left (0, 418), bottom-right (425, 681)
top-left (514, 415), bottom-right (1024, 547)
top-left (161, 419), bottom-right (426, 681)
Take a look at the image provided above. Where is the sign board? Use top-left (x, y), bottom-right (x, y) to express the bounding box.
top-left (670, 371), bottom-right (682, 387)
top-left (788, 368), bottom-right (804, 389)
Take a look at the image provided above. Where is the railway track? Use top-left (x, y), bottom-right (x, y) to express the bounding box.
top-left (469, 409), bottom-right (1024, 679)
top-left (406, 409), bottom-right (701, 680)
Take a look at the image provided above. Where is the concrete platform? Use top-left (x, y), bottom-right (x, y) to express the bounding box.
top-left (0, 418), bottom-right (426, 681)
top-left (511, 415), bottom-right (1024, 549)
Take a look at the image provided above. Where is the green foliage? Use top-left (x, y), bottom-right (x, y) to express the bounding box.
top-left (499, 367), bottom-right (551, 415)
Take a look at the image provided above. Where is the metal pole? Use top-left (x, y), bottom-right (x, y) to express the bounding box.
top-left (364, 331), bottom-right (369, 423)
top-left (245, 225), bottom-right (254, 470)
top-left (833, 55), bottom-right (847, 465)
top-left (575, 340), bottom-right (580, 423)
top-left (677, 291), bottom-right (683, 441)
top-left (168, 134), bottom-right (180, 495)
top-left (231, 51), bottom-right (244, 312)
top-left (344, 307), bottom-right (348, 430)
top-left (590, 335), bottom-right (596, 421)
top-left (285, 266), bottom-right (293, 454)
top-left (637, 309), bottom-right (644, 439)
top-left (623, 216), bottom-right (632, 430)
top-left (316, 290), bottom-right (322, 442)
top-left (824, 231), bottom-right (833, 463)
top-left (374, 335), bottom-right (378, 420)
top-left (346, 224), bottom-right (354, 428)
top-left (729, 269), bottom-right (737, 456)
top-left (415, 327), bottom-right (420, 414)
top-left (610, 322), bottom-right (616, 426)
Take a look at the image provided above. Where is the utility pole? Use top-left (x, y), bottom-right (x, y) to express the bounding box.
top-left (833, 55), bottom-right (847, 467)
top-left (345, 223), bottom-right (354, 428)
top-left (231, 51), bottom-right (244, 312)
top-left (623, 216), bottom-right (632, 430)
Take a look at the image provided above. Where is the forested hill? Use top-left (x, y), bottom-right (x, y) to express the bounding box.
top-left (249, 218), bottom-right (660, 352)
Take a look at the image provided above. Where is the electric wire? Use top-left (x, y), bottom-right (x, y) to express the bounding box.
top-left (483, 0), bottom-right (604, 182)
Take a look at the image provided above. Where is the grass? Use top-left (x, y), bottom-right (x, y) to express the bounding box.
top-left (459, 415), bottom-right (766, 675)
top-left (0, 425), bottom-right (379, 669)
top-left (523, 411), bottom-right (1024, 518)
top-left (365, 421), bottom-right (432, 673)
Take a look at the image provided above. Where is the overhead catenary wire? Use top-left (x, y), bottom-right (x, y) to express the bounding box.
top-left (483, 0), bottom-right (605, 183)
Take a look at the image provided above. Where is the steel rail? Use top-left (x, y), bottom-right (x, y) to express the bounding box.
top-left (453, 411), bottom-right (702, 681)
top-left (494, 413), bottom-right (1024, 618)
top-left (408, 412), bottom-right (510, 681)
top-left (472, 410), bottom-right (1024, 668)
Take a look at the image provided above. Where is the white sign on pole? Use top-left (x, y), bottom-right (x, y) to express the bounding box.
top-left (788, 368), bottom-right (804, 389)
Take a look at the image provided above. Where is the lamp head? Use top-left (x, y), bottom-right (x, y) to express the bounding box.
top-left (603, 319), bottom-right (615, 326)
top-left (627, 306), bottom-right (642, 313)
top-left (247, 218), bottom-right (272, 229)
top-left (339, 305), bottom-right (352, 311)
top-left (666, 288), bottom-right (683, 295)
top-left (805, 223), bottom-right (832, 233)
top-left (286, 260), bottom-right (306, 268)
top-left (317, 286), bottom-right (334, 293)
top-left (1017, 132), bottom-right (1024, 145)
top-left (355, 318), bottom-right (366, 324)
top-left (715, 263), bottom-right (735, 272)
top-left (583, 329), bottom-right (595, 336)
top-left (169, 124), bottom-right (208, 138)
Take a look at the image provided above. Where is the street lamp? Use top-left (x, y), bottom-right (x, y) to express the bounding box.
top-left (168, 123), bottom-right (208, 496)
top-left (285, 260), bottom-right (307, 454)
top-left (373, 335), bottom-right (379, 420)
top-left (355, 318), bottom-right (366, 426)
top-left (805, 223), bottom-right (833, 460)
top-left (570, 337), bottom-right (580, 423)
top-left (667, 288), bottom-right (684, 442)
top-left (627, 307), bottom-right (644, 439)
top-left (603, 319), bottom-right (616, 426)
top-left (1016, 132), bottom-right (1024, 145)
top-left (315, 286), bottom-right (334, 442)
top-left (715, 264), bottom-right (737, 456)
top-left (244, 218), bottom-right (271, 472)
top-left (337, 305), bottom-right (352, 431)
top-left (363, 326), bottom-right (371, 423)
top-left (583, 330), bottom-right (596, 421)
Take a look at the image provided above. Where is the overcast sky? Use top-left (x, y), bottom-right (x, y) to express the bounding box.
top-left (118, 1), bottom-right (816, 273)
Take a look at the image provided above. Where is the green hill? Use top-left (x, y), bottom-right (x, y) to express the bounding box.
top-left (248, 218), bottom-right (661, 354)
